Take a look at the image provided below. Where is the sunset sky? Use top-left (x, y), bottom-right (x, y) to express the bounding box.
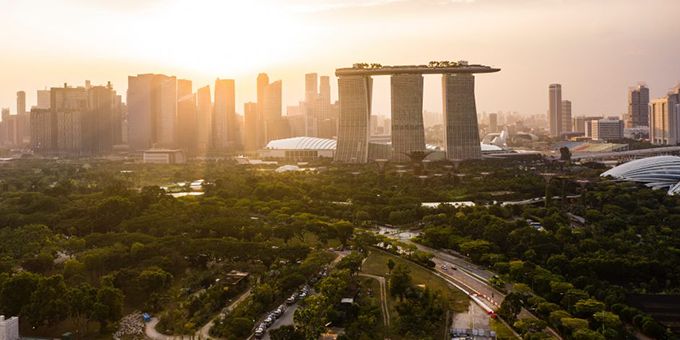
top-left (1, 0), bottom-right (679, 118)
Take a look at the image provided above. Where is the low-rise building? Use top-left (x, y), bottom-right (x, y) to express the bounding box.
top-left (0, 315), bottom-right (19, 340)
top-left (142, 149), bottom-right (186, 164)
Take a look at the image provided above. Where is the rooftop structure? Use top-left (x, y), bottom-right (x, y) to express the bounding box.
top-left (335, 62), bottom-right (500, 76)
top-left (601, 155), bottom-right (680, 195)
top-left (334, 61), bottom-right (499, 163)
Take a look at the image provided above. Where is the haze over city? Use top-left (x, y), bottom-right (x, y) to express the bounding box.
top-left (2, 0), bottom-right (680, 116)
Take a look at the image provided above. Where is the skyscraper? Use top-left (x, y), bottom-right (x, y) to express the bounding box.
top-left (213, 79), bottom-right (236, 150)
top-left (442, 74), bottom-right (482, 160)
top-left (155, 76), bottom-right (178, 148)
top-left (196, 85), bottom-right (212, 154)
top-left (256, 73), bottom-right (269, 148)
top-left (304, 73), bottom-right (319, 137)
top-left (243, 102), bottom-right (258, 151)
top-left (561, 100), bottom-right (572, 133)
top-left (16, 91), bottom-right (26, 115)
top-left (548, 84), bottom-right (562, 137)
top-left (16, 91), bottom-right (28, 145)
top-left (176, 79), bottom-right (196, 153)
top-left (391, 74), bottom-right (425, 162)
top-left (489, 113), bottom-right (498, 133)
top-left (650, 85), bottom-right (680, 145)
top-left (86, 83), bottom-right (117, 154)
top-left (335, 75), bottom-right (372, 163)
top-left (127, 74), bottom-right (178, 150)
top-left (36, 90), bottom-right (50, 109)
top-left (627, 84), bottom-right (650, 128)
top-left (264, 80), bottom-right (286, 142)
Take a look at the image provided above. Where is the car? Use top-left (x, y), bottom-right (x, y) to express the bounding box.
top-left (254, 327), bottom-right (265, 338)
top-left (299, 292), bottom-right (307, 299)
top-left (441, 265), bottom-right (447, 270)
top-left (264, 316), bottom-right (274, 325)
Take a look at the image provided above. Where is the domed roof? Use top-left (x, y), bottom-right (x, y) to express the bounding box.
top-left (265, 137), bottom-right (336, 150)
top-left (601, 155), bottom-right (680, 194)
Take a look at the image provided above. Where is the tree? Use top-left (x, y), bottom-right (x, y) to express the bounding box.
top-left (294, 295), bottom-right (330, 340)
top-left (514, 318), bottom-right (547, 336)
top-left (22, 274), bottom-right (69, 328)
top-left (387, 259), bottom-right (395, 274)
top-left (270, 325), bottom-right (304, 340)
top-left (389, 264), bottom-right (412, 301)
top-left (68, 283), bottom-right (97, 338)
top-left (333, 221), bottom-right (354, 249)
top-left (499, 292), bottom-right (523, 323)
top-left (573, 298), bottom-right (605, 318)
top-left (459, 239), bottom-right (493, 263)
top-left (559, 147), bottom-right (572, 162)
top-left (92, 284), bottom-right (124, 332)
top-left (0, 271), bottom-right (38, 316)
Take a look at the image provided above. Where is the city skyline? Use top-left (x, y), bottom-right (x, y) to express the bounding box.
top-left (2, 0), bottom-right (680, 117)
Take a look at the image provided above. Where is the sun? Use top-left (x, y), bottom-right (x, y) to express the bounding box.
top-left (126, 0), bottom-right (309, 76)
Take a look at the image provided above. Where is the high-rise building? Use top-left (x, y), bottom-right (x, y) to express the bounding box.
top-left (442, 74), bottom-right (482, 160)
top-left (213, 79), bottom-right (237, 150)
top-left (127, 75), bottom-right (154, 150)
top-left (155, 76), bottom-right (178, 148)
top-left (561, 100), bottom-right (572, 133)
top-left (177, 79), bottom-right (196, 154)
top-left (243, 102), bottom-right (258, 151)
top-left (86, 83), bottom-right (117, 154)
top-left (391, 74), bottom-right (425, 162)
top-left (127, 74), bottom-right (177, 151)
top-left (16, 91), bottom-right (26, 115)
top-left (627, 84), bottom-right (650, 128)
top-left (335, 75), bottom-right (372, 163)
top-left (264, 80), bottom-right (287, 142)
top-left (650, 85), bottom-right (680, 145)
top-left (548, 84), bottom-right (562, 137)
top-left (16, 91), bottom-right (28, 145)
top-left (29, 82), bottom-right (120, 155)
top-left (488, 113), bottom-right (498, 133)
top-left (256, 73), bottom-right (269, 148)
top-left (196, 85), bottom-right (212, 154)
top-left (591, 119), bottom-right (624, 141)
top-left (36, 90), bottom-right (51, 110)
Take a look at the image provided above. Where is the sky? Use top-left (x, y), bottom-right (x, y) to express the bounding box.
top-left (1, 0), bottom-right (679, 118)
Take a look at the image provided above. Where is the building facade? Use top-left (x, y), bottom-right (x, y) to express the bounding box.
top-left (650, 86), bottom-right (680, 145)
top-left (591, 119), bottom-right (624, 141)
top-left (561, 100), bottom-right (572, 133)
top-left (391, 74), bottom-right (425, 162)
top-left (627, 84), bottom-right (650, 128)
top-left (443, 73), bottom-right (482, 160)
top-left (548, 84), bottom-right (562, 137)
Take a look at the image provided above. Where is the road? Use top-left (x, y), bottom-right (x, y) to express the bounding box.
top-left (249, 250), bottom-right (350, 339)
top-left (144, 289), bottom-right (252, 340)
top-left (376, 228), bottom-right (562, 339)
top-left (197, 289), bottom-right (252, 339)
top-left (261, 301), bottom-right (300, 340)
top-left (358, 273), bottom-right (390, 328)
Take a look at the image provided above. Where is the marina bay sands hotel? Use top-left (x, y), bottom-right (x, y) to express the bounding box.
top-left (334, 62), bottom-right (500, 163)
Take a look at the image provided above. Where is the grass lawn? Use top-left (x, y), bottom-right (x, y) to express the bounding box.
top-left (361, 248), bottom-right (470, 339)
top-left (362, 248), bottom-right (469, 313)
top-left (357, 276), bottom-right (386, 338)
top-left (490, 318), bottom-right (519, 339)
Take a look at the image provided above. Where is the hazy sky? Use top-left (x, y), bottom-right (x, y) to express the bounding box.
top-left (1, 0), bottom-right (679, 118)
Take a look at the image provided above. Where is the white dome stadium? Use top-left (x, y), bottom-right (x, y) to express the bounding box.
top-left (601, 155), bottom-right (680, 195)
top-left (265, 137), bottom-right (336, 150)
